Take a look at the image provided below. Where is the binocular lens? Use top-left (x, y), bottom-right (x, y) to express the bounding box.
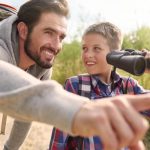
top-left (106, 52), bottom-right (146, 76)
top-left (134, 57), bottom-right (146, 75)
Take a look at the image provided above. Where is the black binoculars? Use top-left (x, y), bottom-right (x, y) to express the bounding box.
top-left (106, 49), bottom-right (150, 76)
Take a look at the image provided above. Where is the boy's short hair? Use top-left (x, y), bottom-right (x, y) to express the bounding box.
top-left (83, 22), bottom-right (123, 50)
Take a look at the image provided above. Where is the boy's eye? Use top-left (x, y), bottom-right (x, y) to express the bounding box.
top-left (82, 47), bottom-right (88, 52)
top-left (94, 47), bottom-right (101, 52)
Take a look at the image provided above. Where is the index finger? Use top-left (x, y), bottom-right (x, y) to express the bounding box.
top-left (124, 94), bottom-right (150, 112)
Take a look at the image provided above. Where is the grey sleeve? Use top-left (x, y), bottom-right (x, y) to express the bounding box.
top-left (4, 121), bottom-right (31, 150)
top-left (0, 47), bottom-right (32, 150)
top-left (0, 46), bottom-right (11, 62)
top-left (0, 60), bottom-right (88, 134)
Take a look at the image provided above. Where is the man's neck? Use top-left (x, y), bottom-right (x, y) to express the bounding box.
top-left (19, 58), bottom-right (35, 70)
top-left (18, 40), bottom-right (35, 70)
top-left (98, 70), bottom-right (112, 84)
top-left (18, 50), bottom-right (35, 70)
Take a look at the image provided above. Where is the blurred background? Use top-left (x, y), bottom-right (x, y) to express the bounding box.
top-left (0, 0), bottom-right (150, 149)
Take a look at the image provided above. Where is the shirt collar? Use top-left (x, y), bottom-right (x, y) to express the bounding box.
top-left (90, 71), bottom-right (122, 88)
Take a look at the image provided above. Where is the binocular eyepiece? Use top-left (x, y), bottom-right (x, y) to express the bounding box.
top-left (106, 49), bottom-right (149, 76)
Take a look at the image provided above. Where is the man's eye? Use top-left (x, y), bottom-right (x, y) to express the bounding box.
top-left (45, 31), bottom-right (53, 35)
top-left (60, 35), bottom-right (65, 41)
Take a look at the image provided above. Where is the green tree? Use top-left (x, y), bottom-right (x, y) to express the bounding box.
top-left (121, 26), bottom-right (150, 149)
top-left (52, 40), bottom-right (85, 84)
top-left (122, 26), bottom-right (150, 50)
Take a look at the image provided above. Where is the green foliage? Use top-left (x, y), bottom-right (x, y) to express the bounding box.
top-left (122, 26), bottom-right (150, 50)
top-left (121, 26), bottom-right (150, 90)
top-left (121, 26), bottom-right (150, 148)
top-left (52, 26), bottom-right (150, 88)
top-left (52, 40), bottom-right (85, 84)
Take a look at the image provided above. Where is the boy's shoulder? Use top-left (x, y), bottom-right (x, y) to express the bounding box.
top-left (65, 74), bottom-right (91, 93)
top-left (120, 75), bottom-right (137, 84)
top-left (65, 74), bottom-right (91, 97)
top-left (66, 73), bottom-right (90, 83)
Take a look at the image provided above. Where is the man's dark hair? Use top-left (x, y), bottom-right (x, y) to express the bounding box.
top-left (17, 0), bottom-right (69, 32)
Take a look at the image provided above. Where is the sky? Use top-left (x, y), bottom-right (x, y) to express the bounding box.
top-left (2, 0), bottom-right (150, 40)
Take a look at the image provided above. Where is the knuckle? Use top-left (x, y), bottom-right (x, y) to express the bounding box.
top-left (105, 102), bottom-right (116, 113)
top-left (119, 132), bottom-right (134, 147)
top-left (93, 111), bottom-right (107, 124)
top-left (114, 98), bottom-right (127, 109)
top-left (140, 118), bottom-right (149, 132)
top-left (134, 117), bottom-right (149, 134)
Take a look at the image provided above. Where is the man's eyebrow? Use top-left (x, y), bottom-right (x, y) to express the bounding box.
top-left (44, 27), bottom-right (66, 38)
top-left (44, 27), bottom-right (56, 32)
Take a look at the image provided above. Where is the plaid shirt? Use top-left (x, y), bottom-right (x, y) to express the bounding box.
top-left (49, 72), bottom-right (148, 150)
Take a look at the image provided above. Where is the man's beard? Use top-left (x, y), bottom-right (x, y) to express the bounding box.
top-left (24, 33), bottom-right (53, 69)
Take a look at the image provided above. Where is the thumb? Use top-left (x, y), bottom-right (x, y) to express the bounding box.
top-left (128, 140), bottom-right (145, 150)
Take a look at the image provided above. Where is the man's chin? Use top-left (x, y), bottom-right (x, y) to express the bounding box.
top-left (37, 62), bottom-right (53, 69)
top-left (43, 63), bottom-right (53, 69)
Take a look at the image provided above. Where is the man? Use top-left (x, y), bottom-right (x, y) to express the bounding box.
top-left (0, 0), bottom-right (149, 150)
top-left (0, 0), bottom-right (68, 149)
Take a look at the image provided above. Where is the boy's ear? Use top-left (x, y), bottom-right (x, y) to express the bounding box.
top-left (17, 22), bottom-right (28, 40)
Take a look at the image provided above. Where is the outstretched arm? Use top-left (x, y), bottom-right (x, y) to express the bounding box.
top-left (0, 60), bottom-right (150, 150)
top-left (0, 60), bottom-right (87, 134)
top-left (73, 94), bottom-right (150, 150)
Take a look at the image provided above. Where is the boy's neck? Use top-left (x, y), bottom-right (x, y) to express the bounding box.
top-left (98, 71), bottom-right (112, 84)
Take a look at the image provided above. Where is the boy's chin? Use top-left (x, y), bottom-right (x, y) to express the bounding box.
top-left (88, 72), bottom-right (100, 76)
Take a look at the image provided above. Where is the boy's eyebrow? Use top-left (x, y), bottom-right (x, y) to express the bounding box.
top-left (93, 44), bottom-right (100, 46)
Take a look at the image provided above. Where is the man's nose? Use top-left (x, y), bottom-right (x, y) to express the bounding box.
top-left (51, 36), bottom-right (61, 53)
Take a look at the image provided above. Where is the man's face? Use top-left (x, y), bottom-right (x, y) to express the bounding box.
top-left (24, 12), bottom-right (67, 68)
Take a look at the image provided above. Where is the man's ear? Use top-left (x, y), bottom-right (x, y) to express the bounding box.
top-left (17, 22), bottom-right (28, 40)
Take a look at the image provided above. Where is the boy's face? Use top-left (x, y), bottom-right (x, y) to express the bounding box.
top-left (24, 12), bottom-right (67, 68)
top-left (81, 33), bottom-right (112, 75)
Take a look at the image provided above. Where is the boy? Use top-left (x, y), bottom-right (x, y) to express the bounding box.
top-left (49, 22), bottom-right (149, 150)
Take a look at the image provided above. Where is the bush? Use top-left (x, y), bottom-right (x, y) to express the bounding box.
top-left (52, 40), bottom-right (85, 84)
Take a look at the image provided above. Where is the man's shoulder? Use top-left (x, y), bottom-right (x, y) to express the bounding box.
top-left (29, 65), bottom-right (52, 80)
top-left (0, 42), bottom-right (11, 62)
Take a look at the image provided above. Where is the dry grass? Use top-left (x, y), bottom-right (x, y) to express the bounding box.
top-left (0, 113), bottom-right (53, 150)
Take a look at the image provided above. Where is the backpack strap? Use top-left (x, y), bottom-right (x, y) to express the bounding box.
top-left (121, 77), bottom-right (135, 94)
top-left (78, 74), bottom-right (91, 99)
top-left (68, 74), bottom-right (91, 150)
